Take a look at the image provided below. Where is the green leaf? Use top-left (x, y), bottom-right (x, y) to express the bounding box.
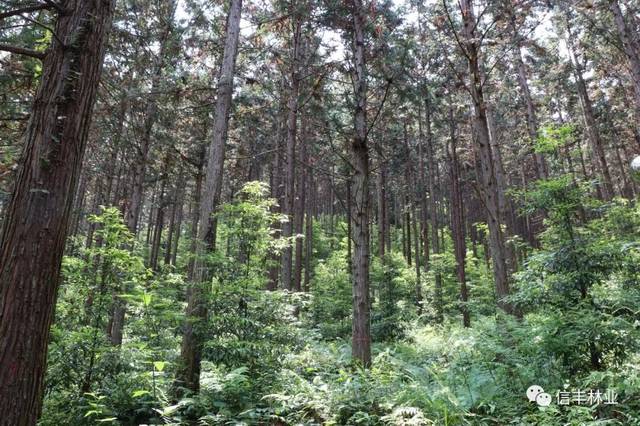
top-left (142, 293), bottom-right (152, 307)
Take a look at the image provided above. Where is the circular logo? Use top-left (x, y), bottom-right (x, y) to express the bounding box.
top-left (535, 392), bottom-right (552, 407)
top-left (526, 385), bottom-right (544, 402)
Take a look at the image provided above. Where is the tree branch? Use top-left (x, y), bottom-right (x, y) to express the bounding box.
top-left (0, 3), bottom-right (51, 21)
top-left (364, 78), bottom-right (392, 142)
top-left (0, 43), bottom-right (45, 59)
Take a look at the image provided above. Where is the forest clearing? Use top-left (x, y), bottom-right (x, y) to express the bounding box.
top-left (1, 0), bottom-right (640, 424)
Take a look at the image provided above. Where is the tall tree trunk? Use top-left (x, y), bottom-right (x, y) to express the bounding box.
top-left (281, 13), bottom-right (303, 291)
top-left (506, 4), bottom-right (547, 179)
top-left (304, 168), bottom-right (314, 292)
top-left (460, 0), bottom-right (514, 315)
top-left (447, 102), bottom-right (470, 327)
top-left (610, 0), bottom-right (640, 143)
top-left (187, 150), bottom-right (205, 281)
top-left (565, 18), bottom-right (614, 200)
top-left (346, 177), bottom-right (353, 273)
top-left (0, 1), bottom-right (114, 423)
top-left (514, 48), bottom-right (547, 179)
top-left (268, 95), bottom-right (285, 289)
top-left (411, 200), bottom-right (422, 307)
top-left (165, 175), bottom-right (179, 265)
top-left (177, 0), bottom-right (242, 394)
top-left (349, 0), bottom-right (371, 367)
top-left (293, 119), bottom-right (307, 292)
top-left (167, 172), bottom-right (185, 266)
top-left (109, 3), bottom-right (176, 346)
top-left (150, 161), bottom-right (170, 271)
top-left (417, 104), bottom-right (430, 283)
top-left (377, 165), bottom-right (387, 258)
top-left (124, 2), bottom-right (176, 234)
top-left (403, 120), bottom-right (422, 307)
top-left (425, 95), bottom-right (444, 323)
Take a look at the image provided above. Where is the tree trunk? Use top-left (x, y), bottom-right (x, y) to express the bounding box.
top-left (402, 120), bottom-right (422, 308)
top-left (507, 6), bottom-right (547, 180)
top-left (168, 172), bottom-right (185, 266)
top-left (610, 0), bottom-right (640, 142)
top-left (187, 151), bottom-right (205, 281)
top-left (177, 0), bottom-right (242, 394)
top-left (0, 1), bottom-right (114, 422)
top-left (124, 2), bottom-right (176, 234)
top-left (425, 95), bottom-right (444, 323)
top-left (304, 168), bottom-right (314, 292)
top-left (417, 104), bottom-right (430, 282)
top-left (293, 119), bottom-right (307, 292)
top-left (447, 102), bottom-right (470, 327)
top-left (267, 92), bottom-right (285, 290)
top-left (280, 14), bottom-right (303, 291)
top-left (150, 162), bottom-right (170, 271)
top-left (108, 3), bottom-right (176, 346)
top-left (460, 0), bottom-right (514, 315)
top-left (377, 165), bottom-right (387, 258)
top-left (565, 18), bottom-right (614, 200)
top-left (349, 0), bottom-right (371, 367)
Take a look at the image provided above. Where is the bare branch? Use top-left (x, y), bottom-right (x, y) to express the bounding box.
top-left (442, 0), bottom-right (471, 61)
top-left (365, 78), bottom-right (392, 142)
top-left (0, 42), bottom-right (45, 59)
top-left (0, 3), bottom-right (50, 21)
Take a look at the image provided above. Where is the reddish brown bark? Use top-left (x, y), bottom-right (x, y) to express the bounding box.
top-left (0, 1), bottom-right (115, 423)
top-left (349, 0), bottom-right (371, 367)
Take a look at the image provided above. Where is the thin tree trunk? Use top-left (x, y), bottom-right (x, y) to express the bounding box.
top-left (610, 0), bottom-right (640, 143)
top-left (346, 178), bottom-right (353, 273)
top-left (293, 119), bottom-right (307, 292)
top-left (417, 103), bottom-right (430, 280)
top-left (187, 151), bottom-right (205, 280)
top-left (447, 102), bottom-right (470, 327)
top-left (377, 165), bottom-right (387, 258)
top-left (268, 93), bottom-right (285, 289)
top-left (425, 95), bottom-right (444, 323)
top-left (565, 18), bottom-right (614, 200)
top-left (124, 3), bottom-right (176, 234)
top-left (108, 3), bottom-right (176, 347)
top-left (507, 5), bottom-right (547, 179)
top-left (304, 168), bottom-right (314, 292)
top-left (150, 161), bottom-right (170, 271)
top-left (460, 0), bottom-right (514, 315)
top-left (168, 172), bottom-right (185, 266)
top-left (281, 13), bottom-right (303, 290)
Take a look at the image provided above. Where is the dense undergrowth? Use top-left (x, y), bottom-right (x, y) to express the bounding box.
top-left (40, 180), bottom-right (640, 425)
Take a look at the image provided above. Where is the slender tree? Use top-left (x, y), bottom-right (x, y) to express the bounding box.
top-left (177, 0), bottom-right (243, 393)
top-left (348, 0), bottom-right (372, 367)
top-left (455, 0), bottom-right (514, 314)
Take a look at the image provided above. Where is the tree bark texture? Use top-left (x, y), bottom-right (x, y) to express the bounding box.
top-left (0, 1), bottom-right (115, 423)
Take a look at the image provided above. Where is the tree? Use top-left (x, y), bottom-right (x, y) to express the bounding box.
top-left (348, 0), bottom-right (372, 367)
top-left (563, 11), bottom-right (614, 200)
top-left (609, 0), bottom-right (640, 144)
top-left (177, 0), bottom-right (243, 394)
top-left (447, 98), bottom-right (470, 327)
top-left (0, 1), bottom-right (115, 423)
top-left (453, 0), bottom-right (514, 314)
top-left (280, 3), bottom-right (304, 291)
